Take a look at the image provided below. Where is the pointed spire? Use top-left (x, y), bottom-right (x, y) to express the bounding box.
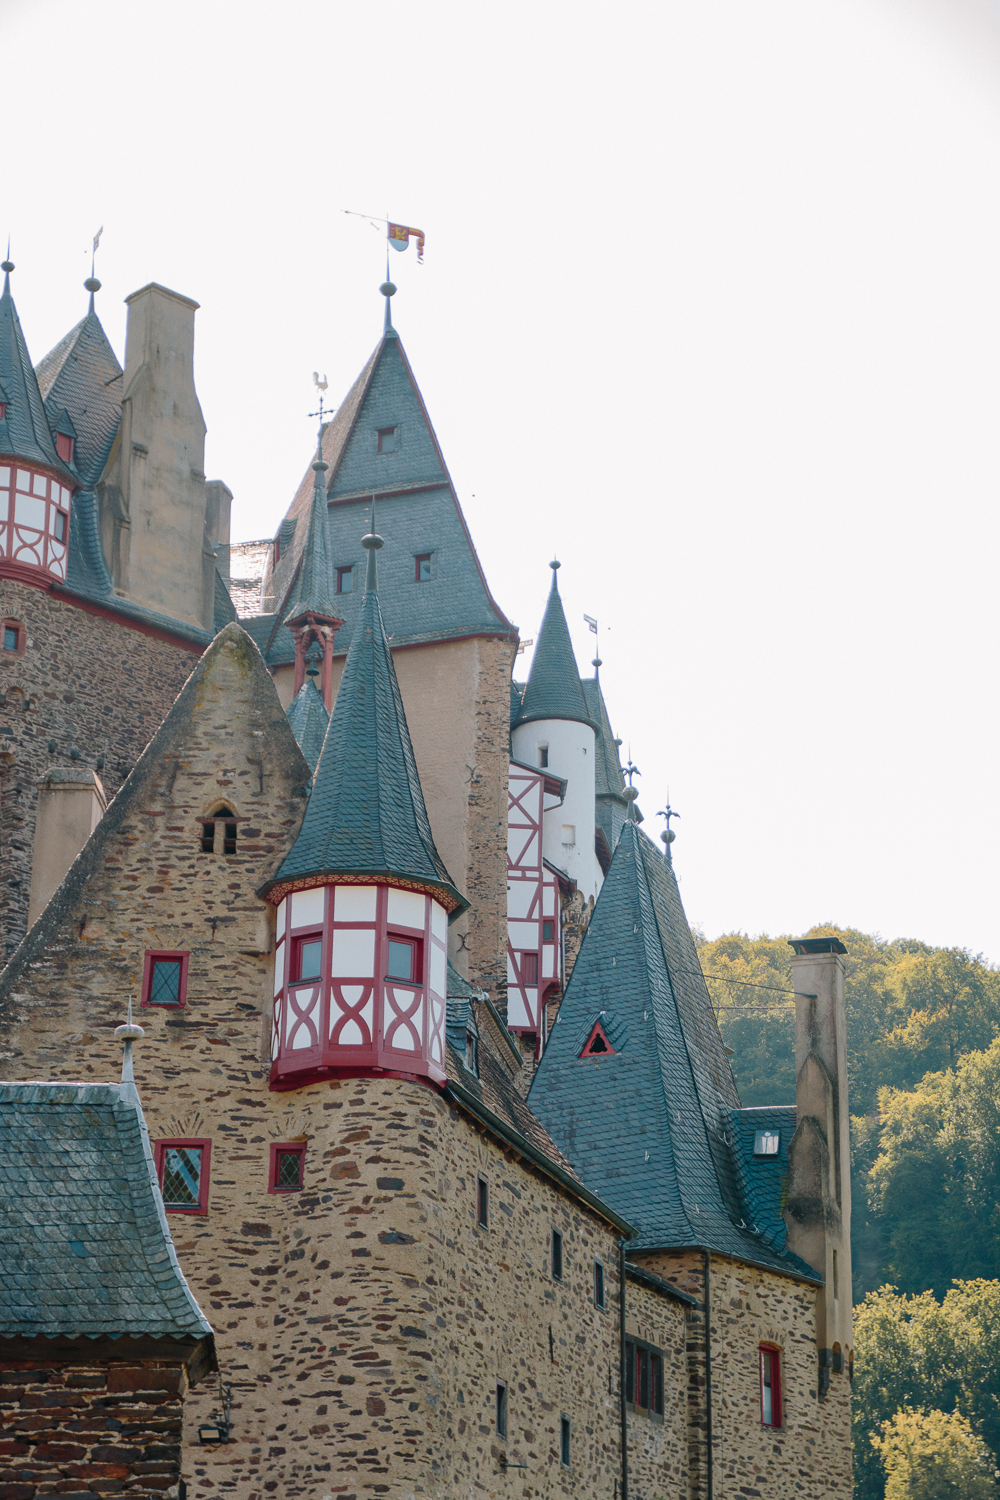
top-left (282, 435), bottom-right (339, 625)
top-left (114, 996), bottom-right (145, 1087)
top-left (379, 276), bottom-right (397, 338)
top-left (285, 677), bottom-right (330, 774)
top-left (271, 515), bottom-right (466, 912)
top-left (84, 276), bottom-right (101, 316)
top-left (0, 261), bottom-right (75, 476)
top-left (515, 560), bottom-right (598, 731)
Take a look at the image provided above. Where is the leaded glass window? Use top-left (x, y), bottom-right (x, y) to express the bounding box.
top-left (276, 1150), bottom-right (303, 1189)
top-left (149, 958), bottom-right (182, 1007)
top-left (161, 1146), bottom-right (202, 1207)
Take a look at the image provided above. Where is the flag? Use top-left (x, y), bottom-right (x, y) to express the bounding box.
top-left (584, 614), bottom-right (598, 634)
top-left (93, 227), bottom-right (103, 253)
top-left (388, 223), bottom-right (425, 263)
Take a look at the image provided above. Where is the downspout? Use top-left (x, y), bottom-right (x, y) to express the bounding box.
top-left (619, 1239), bottom-right (628, 1500)
top-left (704, 1249), bottom-right (713, 1500)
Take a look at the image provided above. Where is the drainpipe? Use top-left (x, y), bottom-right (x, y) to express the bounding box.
top-left (704, 1249), bottom-right (713, 1500)
top-left (619, 1239), bottom-right (628, 1500)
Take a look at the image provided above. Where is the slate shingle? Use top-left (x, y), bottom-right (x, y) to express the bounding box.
top-left (285, 678), bottom-right (330, 773)
top-left (515, 566), bottom-right (597, 731)
top-left (0, 271), bottom-right (76, 480)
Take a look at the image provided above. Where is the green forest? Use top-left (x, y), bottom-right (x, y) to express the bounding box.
top-left (696, 925), bottom-right (1000, 1499)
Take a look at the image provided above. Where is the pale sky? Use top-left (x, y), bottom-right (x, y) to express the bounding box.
top-left (4, 0), bottom-right (999, 960)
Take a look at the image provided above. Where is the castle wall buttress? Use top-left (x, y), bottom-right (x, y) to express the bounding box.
top-left (0, 582), bottom-right (199, 959)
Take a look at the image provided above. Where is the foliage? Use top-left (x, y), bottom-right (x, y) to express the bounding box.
top-left (853, 1280), bottom-right (1000, 1500)
top-left (872, 1407), bottom-right (995, 1500)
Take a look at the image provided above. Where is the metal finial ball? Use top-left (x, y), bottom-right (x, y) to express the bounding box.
top-left (379, 281), bottom-right (397, 298)
top-left (362, 532), bottom-right (384, 551)
top-left (311, 458), bottom-right (329, 472)
top-left (592, 657), bottom-right (602, 670)
top-left (1, 262), bottom-right (13, 274)
top-left (661, 828), bottom-right (676, 845)
top-left (624, 786), bottom-right (639, 802)
top-left (84, 277), bottom-right (101, 293)
top-left (550, 559), bottom-right (561, 572)
top-left (115, 1021), bottom-right (145, 1040)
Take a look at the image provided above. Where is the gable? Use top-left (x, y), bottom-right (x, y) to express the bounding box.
top-left (328, 336), bottom-right (447, 499)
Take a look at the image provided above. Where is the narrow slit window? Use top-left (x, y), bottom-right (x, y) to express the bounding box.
top-left (542, 920), bottom-right (554, 943)
top-left (521, 951), bottom-right (539, 987)
top-left (760, 1346), bottom-right (782, 1427)
top-left (551, 1227), bottom-right (563, 1281)
top-left (53, 509), bottom-right (67, 543)
top-left (3, 623), bottom-right (20, 652)
top-left (594, 1259), bottom-right (605, 1309)
top-left (538, 744), bottom-right (548, 768)
top-left (155, 1139), bottom-right (211, 1214)
top-left (560, 1415), bottom-right (570, 1468)
top-left (477, 1176), bottom-right (489, 1228)
top-left (201, 807), bottom-right (237, 855)
top-left (496, 1382), bottom-right (507, 1438)
top-left (465, 1032), bottom-right (478, 1076)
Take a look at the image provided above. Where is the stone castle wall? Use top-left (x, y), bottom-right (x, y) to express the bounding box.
top-left (0, 582), bottom-right (199, 958)
top-left (622, 1275), bottom-right (690, 1500)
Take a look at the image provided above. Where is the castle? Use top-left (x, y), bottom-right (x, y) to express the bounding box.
top-left (0, 261), bottom-right (854, 1498)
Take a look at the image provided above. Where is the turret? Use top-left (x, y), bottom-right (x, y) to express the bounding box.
top-left (261, 510), bottom-right (467, 1090)
top-left (0, 261), bottom-right (78, 586)
top-left (281, 426), bottom-right (344, 709)
top-left (783, 937), bottom-right (853, 1394)
top-left (512, 561), bottom-right (601, 902)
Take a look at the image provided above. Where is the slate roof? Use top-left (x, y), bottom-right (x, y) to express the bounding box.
top-left (0, 1080), bottom-right (214, 1341)
top-left (285, 678), bottom-right (330, 773)
top-left (213, 566), bottom-right (238, 631)
top-left (271, 531), bottom-right (466, 913)
top-left (251, 315), bottom-right (513, 665)
top-left (527, 821), bottom-right (821, 1281)
top-left (35, 307), bottom-right (124, 489)
top-left (0, 271), bottom-right (77, 481)
top-left (582, 673), bottom-right (629, 852)
top-left (730, 1106), bottom-right (797, 1255)
top-left (515, 565), bottom-right (597, 731)
top-left (282, 450), bottom-right (341, 624)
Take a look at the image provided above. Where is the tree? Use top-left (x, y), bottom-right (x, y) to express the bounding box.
top-left (872, 1407), bottom-right (995, 1500)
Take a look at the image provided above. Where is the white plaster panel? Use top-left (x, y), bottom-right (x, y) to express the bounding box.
top-left (430, 900), bottom-right (447, 943)
top-left (387, 887), bottom-right (425, 930)
top-left (507, 988), bottom-right (532, 1028)
top-left (506, 954), bottom-right (517, 984)
top-left (513, 716), bottom-right (602, 903)
top-left (338, 1018), bottom-right (365, 1046)
top-left (273, 940), bottom-right (285, 996)
top-left (507, 826), bottom-right (538, 866)
top-left (32, 473), bottom-right (47, 497)
top-left (507, 881), bottom-right (536, 919)
top-left (0, 468), bottom-right (9, 485)
top-left (430, 943), bottom-right (446, 996)
top-left (291, 886), bottom-right (325, 928)
top-left (543, 949), bottom-right (555, 978)
top-left (508, 920), bottom-right (538, 946)
top-left (331, 926), bottom-right (375, 977)
top-left (14, 494), bottom-right (45, 529)
top-left (16, 470), bottom-right (30, 492)
top-left (335, 884), bottom-right (377, 922)
top-left (275, 897), bottom-right (287, 934)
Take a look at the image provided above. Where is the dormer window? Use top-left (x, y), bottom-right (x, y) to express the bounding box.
top-left (377, 426), bottom-right (398, 453)
top-left (337, 565), bottom-right (353, 594)
top-left (55, 433), bottom-right (74, 464)
top-left (754, 1129), bottom-right (780, 1156)
top-left (415, 553), bottom-right (432, 582)
top-left (0, 402), bottom-right (6, 421)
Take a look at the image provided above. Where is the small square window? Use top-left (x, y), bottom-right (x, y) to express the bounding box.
top-left (754, 1129), bottom-right (780, 1156)
top-left (496, 1382), bottom-right (507, 1438)
top-left (387, 937), bottom-right (419, 982)
top-left (551, 1228), bottom-right (563, 1281)
top-left (594, 1259), bottom-right (605, 1309)
top-left (542, 920), bottom-right (554, 944)
top-left (477, 1176), bottom-right (489, 1228)
top-left (293, 934), bottom-right (323, 982)
top-left (560, 1415), bottom-right (570, 1468)
top-left (141, 950), bottom-right (189, 1009)
top-left (155, 1138), bottom-right (211, 1214)
top-left (337, 566), bottom-right (353, 594)
top-left (377, 426), bottom-right (397, 454)
top-left (3, 624), bottom-right (20, 652)
top-left (269, 1142), bottom-right (306, 1193)
top-left (415, 553), bottom-right (432, 582)
top-left (53, 509), bottom-right (67, 543)
top-left (521, 952), bottom-right (539, 987)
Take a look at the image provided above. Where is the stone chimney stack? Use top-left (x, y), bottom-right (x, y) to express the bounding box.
top-left (99, 283), bottom-right (216, 632)
top-left (783, 936), bottom-right (853, 1397)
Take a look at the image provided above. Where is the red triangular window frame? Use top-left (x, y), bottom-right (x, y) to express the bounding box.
top-left (580, 1020), bottom-right (615, 1058)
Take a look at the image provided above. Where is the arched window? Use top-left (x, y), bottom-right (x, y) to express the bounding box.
top-left (201, 806), bottom-right (237, 855)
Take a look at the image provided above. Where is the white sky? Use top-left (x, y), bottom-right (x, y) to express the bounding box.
top-left (4, 0), bottom-right (1000, 960)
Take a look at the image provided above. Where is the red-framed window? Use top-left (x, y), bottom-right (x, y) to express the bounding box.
top-left (155, 1138), bottom-right (211, 1214)
top-left (55, 433), bottom-right (74, 464)
top-left (269, 1142), bottom-right (306, 1193)
top-left (291, 931), bottom-right (323, 982)
top-left (377, 426), bottom-right (397, 454)
top-left (415, 553), bottom-right (432, 582)
top-left (386, 934), bottom-right (422, 984)
top-left (580, 1020), bottom-right (615, 1057)
top-left (520, 951), bottom-right (539, 986)
top-left (337, 565), bottom-right (353, 594)
top-left (760, 1345), bottom-right (782, 1426)
top-left (0, 402), bottom-right (6, 421)
top-left (542, 920), bottom-right (555, 943)
top-left (625, 1339), bottom-right (664, 1415)
top-left (1, 619), bottom-right (24, 655)
top-left (141, 950), bottom-right (190, 1009)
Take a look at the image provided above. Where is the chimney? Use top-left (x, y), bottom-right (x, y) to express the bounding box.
top-left (27, 769), bottom-right (107, 926)
top-left (205, 480), bottom-right (233, 586)
top-left (100, 284), bottom-right (216, 631)
top-left (783, 937), bottom-right (853, 1397)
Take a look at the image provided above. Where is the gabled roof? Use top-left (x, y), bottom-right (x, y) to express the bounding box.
top-left (527, 821), bottom-right (821, 1281)
top-left (256, 315), bottom-right (513, 663)
top-left (0, 1079), bottom-right (214, 1343)
top-left (35, 307), bottom-right (124, 488)
top-left (285, 677), bottom-right (330, 773)
top-left (282, 450), bottom-right (342, 624)
top-left (0, 270), bottom-right (76, 480)
top-left (515, 565), bottom-right (597, 731)
top-left (270, 529), bottom-right (466, 912)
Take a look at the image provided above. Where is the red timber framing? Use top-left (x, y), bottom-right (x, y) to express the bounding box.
top-left (506, 761), bottom-right (565, 1036)
top-left (268, 880), bottom-right (449, 1090)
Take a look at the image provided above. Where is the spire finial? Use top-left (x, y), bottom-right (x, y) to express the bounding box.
top-left (379, 275), bottom-right (397, 333)
top-left (362, 494), bottom-right (384, 590)
top-left (623, 753), bottom-right (641, 820)
top-left (657, 801), bottom-right (680, 862)
top-left (85, 227), bottom-right (103, 313)
top-left (114, 996), bottom-right (145, 1085)
top-left (310, 373), bottom-right (330, 471)
top-left (2, 239), bottom-right (12, 296)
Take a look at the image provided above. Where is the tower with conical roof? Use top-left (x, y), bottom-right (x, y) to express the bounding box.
top-left (281, 425), bottom-right (345, 708)
top-left (512, 561), bottom-right (602, 903)
top-left (262, 511), bottom-right (466, 1089)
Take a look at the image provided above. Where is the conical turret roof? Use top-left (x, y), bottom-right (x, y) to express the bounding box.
top-left (270, 522), bottom-right (466, 913)
top-left (281, 447), bottom-right (341, 624)
top-left (0, 269), bottom-right (76, 480)
top-left (35, 306), bottom-right (123, 488)
top-left (285, 678), bottom-right (330, 774)
top-left (528, 820), bottom-right (820, 1281)
top-left (515, 564), bottom-right (597, 731)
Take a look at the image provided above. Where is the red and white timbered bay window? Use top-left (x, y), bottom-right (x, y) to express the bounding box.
top-left (0, 465), bottom-right (72, 582)
top-left (269, 880), bottom-right (450, 1089)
